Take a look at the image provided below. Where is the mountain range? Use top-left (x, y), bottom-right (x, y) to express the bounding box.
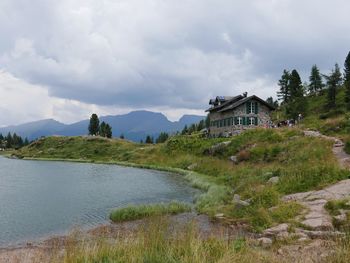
top-left (0, 110), bottom-right (205, 142)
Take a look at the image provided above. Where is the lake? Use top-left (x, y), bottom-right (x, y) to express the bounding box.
top-left (0, 157), bottom-right (198, 246)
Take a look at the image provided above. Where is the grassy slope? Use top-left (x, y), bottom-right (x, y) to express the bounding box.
top-left (16, 128), bottom-right (348, 232)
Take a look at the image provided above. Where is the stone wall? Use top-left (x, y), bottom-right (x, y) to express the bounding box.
top-left (208, 100), bottom-right (272, 137)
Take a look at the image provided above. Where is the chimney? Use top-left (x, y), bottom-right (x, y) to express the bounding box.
top-left (243, 92), bottom-right (248, 97)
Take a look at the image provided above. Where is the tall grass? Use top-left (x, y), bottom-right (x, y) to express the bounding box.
top-left (110, 202), bottom-right (192, 222)
top-left (57, 218), bottom-right (278, 263)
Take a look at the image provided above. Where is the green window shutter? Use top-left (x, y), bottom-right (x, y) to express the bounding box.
top-left (243, 116), bottom-right (246, 125)
top-left (255, 102), bottom-right (258, 114)
top-left (246, 102), bottom-right (250, 114)
top-left (255, 117), bottom-right (258, 126)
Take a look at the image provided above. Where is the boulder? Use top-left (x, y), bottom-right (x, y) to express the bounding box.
top-left (257, 237), bottom-right (272, 248)
top-left (187, 163), bottom-right (198, 170)
top-left (267, 176), bottom-right (279, 184)
top-left (206, 141), bottom-right (231, 155)
top-left (263, 223), bottom-right (289, 237)
top-left (232, 194), bottom-right (250, 207)
top-left (229, 155), bottom-right (238, 164)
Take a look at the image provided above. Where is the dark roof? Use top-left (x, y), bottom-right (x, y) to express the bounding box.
top-left (217, 95), bottom-right (275, 113)
top-left (205, 95), bottom-right (244, 112)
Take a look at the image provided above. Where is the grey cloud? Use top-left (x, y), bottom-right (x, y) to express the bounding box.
top-left (0, 0), bottom-right (350, 111)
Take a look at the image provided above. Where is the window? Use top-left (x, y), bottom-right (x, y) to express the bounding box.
top-left (250, 102), bottom-right (255, 114)
top-left (238, 117), bottom-right (243, 125)
top-left (249, 117), bottom-right (255, 126)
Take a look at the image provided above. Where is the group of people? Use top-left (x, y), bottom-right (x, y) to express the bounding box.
top-left (276, 113), bottom-right (303, 128)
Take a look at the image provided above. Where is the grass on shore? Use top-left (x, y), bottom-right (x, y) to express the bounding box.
top-left (56, 218), bottom-right (278, 263)
top-left (109, 202), bottom-right (192, 222)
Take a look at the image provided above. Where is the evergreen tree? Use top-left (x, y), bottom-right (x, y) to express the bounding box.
top-left (197, 120), bottom-right (205, 131)
top-left (181, 125), bottom-right (188, 135)
top-left (266, 97), bottom-right (279, 108)
top-left (277, 70), bottom-right (291, 103)
top-left (24, 137), bottom-right (29, 146)
top-left (105, 124), bottom-right (112, 138)
top-left (99, 121), bottom-right (107, 137)
top-left (286, 69), bottom-right (307, 119)
top-left (344, 52), bottom-right (350, 110)
top-left (145, 135), bottom-right (153, 144)
top-left (324, 63), bottom-right (342, 109)
top-left (140, 139), bottom-right (143, 144)
top-left (6, 132), bottom-right (13, 148)
top-left (205, 115), bottom-right (210, 128)
top-left (120, 134), bottom-right (125, 139)
top-left (156, 132), bottom-right (169, 143)
top-left (308, 65), bottom-right (324, 95)
top-left (88, 113), bottom-right (100, 135)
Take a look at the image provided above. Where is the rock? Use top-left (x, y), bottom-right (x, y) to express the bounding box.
top-left (229, 155), bottom-right (238, 163)
top-left (215, 213), bottom-right (225, 219)
top-left (276, 231), bottom-right (289, 240)
top-left (267, 176), bottom-right (279, 184)
top-left (277, 248), bottom-right (283, 255)
top-left (207, 141), bottom-right (231, 155)
top-left (301, 230), bottom-right (344, 239)
top-left (334, 213), bottom-right (347, 222)
top-left (232, 194), bottom-right (250, 207)
top-left (263, 223), bottom-right (289, 237)
top-left (257, 237), bottom-right (272, 248)
top-left (187, 163), bottom-right (198, 170)
top-left (298, 237), bottom-right (310, 242)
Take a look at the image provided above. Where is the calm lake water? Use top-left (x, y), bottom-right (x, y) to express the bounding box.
top-left (0, 157), bottom-right (198, 246)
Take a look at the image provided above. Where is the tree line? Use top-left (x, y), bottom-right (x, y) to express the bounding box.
top-left (141, 117), bottom-right (210, 144)
top-left (88, 113), bottom-right (113, 138)
top-left (276, 51), bottom-right (350, 118)
top-left (0, 132), bottom-right (29, 149)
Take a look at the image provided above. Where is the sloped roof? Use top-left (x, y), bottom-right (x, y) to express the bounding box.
top-left (206, 95), bottom-right (244, 112)
top-left (217, 95), bottom-right (275, 113)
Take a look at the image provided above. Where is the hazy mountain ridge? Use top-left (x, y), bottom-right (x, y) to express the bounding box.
top-left (0, 111), bottom-right (205, 142)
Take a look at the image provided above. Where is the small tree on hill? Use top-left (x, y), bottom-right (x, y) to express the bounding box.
top-left (156, 132), bottom-right (169, 143)
top-left (88, 114), bottom-right (100, 136)
top-left (266, 97), bottom-right (279, 108)
top-left (105, 124), bottom-right (112, 138)
top-left (120, 134), bottom-right (125, 139)
top-left (99, 121), bottom-right (107, 137)
top-left (324, 63), bottom-right (342, 109)
top-left (344, 52), bottom-right (350, 110)
top-left (181, 125), bottom-right (188, 135)
top-left (308, 65), bottom-right (324, 95)
top-left (145, 135), bottom-right (153, 144)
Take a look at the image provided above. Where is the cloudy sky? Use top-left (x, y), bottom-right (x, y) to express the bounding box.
top-left (0, 0), bottom-right (350, 126)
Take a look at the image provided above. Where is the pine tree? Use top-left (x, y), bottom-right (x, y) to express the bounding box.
top-left (120, 134), bottom-right (125, 139)
top-left (344, 52), bottom-right (350, 110)
top-left (88, 114), bottom-right (100, 135)
top-left (266, 97), bottom-right (279, 108)
top-left (277, 70), bottom-right (291, 103)
top-left (145, 135), bottom-right (153, 144)
top-left (105, 124), bottom-right (112, 138)
top-left (181, 125), bottom-right (188, 135)
top-left (308, 65), bottom-right (324, 95)
top-left (324, 63), bottom-right (342, 109)
top-left (286, 69), bottom-right (307, 119)
top-left (6, 132), bottom-right (13, 148)
top-left (24, 137), bottom-right (29, 146)
top-left (156, 132), bottom-right (169, 143)
top-left (99, 121), bottom-right (107, 137)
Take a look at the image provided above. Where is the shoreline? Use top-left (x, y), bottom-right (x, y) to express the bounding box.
top-left (0, 212), bottom-right (234, 263)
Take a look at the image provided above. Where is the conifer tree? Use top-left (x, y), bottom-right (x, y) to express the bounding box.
top-left (88, 114), bottom-right (100, 135)
top-left (277, 70), bottom-right (291, 103)
top-left (145, 135), bottom-right (153, 144)
top-left (286, 69), bottom-right (307, 119)
top-left (181, 125), bottom-right (188, 135)
top-left (324, 63), bottom-right (342, 109)
top-left (105, 124), bottom-right (112, 138)
top-left (344, 52), bottom-right (350, 110)
top-left (99, 121), bottom-right (106, 137)
top-left (308, 65), bottom-right (324, 95)
top-left (156, 132), bottom-right (169, 143)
